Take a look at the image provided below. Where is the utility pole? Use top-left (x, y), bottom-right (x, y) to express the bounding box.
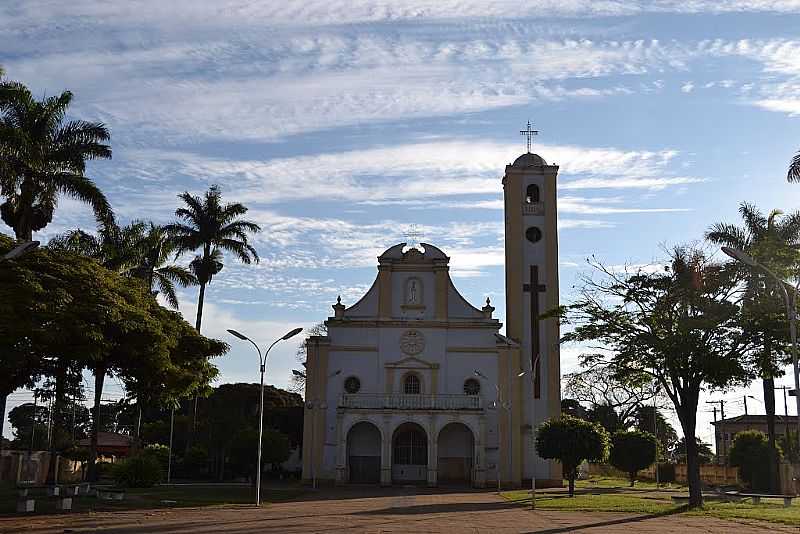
top-left (710, 406), bottom-right (718, 461)
top-left (777, 385), bottom-right (790, 438)
top-left (706, 400), bottom-right (726, 465)
top-left (744, 395), bottom-right (749, 416)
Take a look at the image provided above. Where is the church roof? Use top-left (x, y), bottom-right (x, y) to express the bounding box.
top-left (512, 152), bottom-right (547, 167)
top-left (378, 242), bottom-right (449, 263)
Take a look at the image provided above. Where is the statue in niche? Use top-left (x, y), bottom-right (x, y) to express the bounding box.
top-left (406, 277), bottom-right (422, 305)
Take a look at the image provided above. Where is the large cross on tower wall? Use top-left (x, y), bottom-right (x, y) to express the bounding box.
top-left (523, 265), bottom-right (546, 398)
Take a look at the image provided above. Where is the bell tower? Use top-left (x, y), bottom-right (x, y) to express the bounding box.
top-left (503, 124), bottom-right (562, 486)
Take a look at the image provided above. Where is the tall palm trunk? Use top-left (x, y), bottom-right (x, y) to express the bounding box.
top-left (195, 282), bottom-right (206, 331)
top-left (87, 365), bottom-right (105, 482)
top-left (16, 177), bottom-right (35, 242)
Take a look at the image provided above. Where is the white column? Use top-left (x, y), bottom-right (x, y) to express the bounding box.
top-left (335, 413), bottom-right (346, 485)
top-left (380, 417), bottom-right (392, 486)
top-left (427, 415), bottom-right (438, 487)
top-left (475, 416), bottom-right (487, 488)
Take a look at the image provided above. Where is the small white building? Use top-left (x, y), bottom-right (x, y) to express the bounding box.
top-left (303, 150), bottom-right (562, 488)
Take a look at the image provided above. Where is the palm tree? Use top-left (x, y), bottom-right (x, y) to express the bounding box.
top-left (0, 84), bottom-right (113, 241)
top-left (49, 222), bottom-right (143, 273)
top-left (129, 222), bottom-right (197, 309)
top-left (789, 150), bottom-right (800, 183)
top-left (165, 185), bottom-right (261, 331)
top-left (707, 202), bottom-right (800, 492)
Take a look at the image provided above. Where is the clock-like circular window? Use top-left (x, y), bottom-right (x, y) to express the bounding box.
top-left (344, 376), bottom-right (361, 394)
top-left (463, 378), bottom-right (481, 395)
top-left (526, 226), bottom-right (542, 243)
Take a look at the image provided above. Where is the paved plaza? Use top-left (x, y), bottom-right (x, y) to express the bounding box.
top-left (0, 487), bottom-right (796, 534)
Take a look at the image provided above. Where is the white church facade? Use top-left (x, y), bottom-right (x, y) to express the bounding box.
top-left (302, 149), bottom-right (562, 488)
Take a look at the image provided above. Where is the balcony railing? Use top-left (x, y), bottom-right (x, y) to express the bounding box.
top-left (340, 393), bottom-right (481, 411)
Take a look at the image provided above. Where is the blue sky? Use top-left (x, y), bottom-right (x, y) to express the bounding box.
top-left (3, 1), bottom-right (800, 447)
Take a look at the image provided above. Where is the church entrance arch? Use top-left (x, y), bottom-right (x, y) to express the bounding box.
top-left (347, 422), bottom-right (381, 484)
top-left (391, 422), bottom-right (427, 483)
top-left (437, 423), bottom-right (474, 485)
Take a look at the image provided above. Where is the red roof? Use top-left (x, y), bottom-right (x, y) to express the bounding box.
top-left (77, 432), bottom-right (134, 453)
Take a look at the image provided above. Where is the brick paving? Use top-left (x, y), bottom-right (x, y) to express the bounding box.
top-left (0, 486), bottom-right (796, 533)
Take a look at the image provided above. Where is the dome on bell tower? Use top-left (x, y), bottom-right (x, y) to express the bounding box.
top-left (512, 152), bottom-right (547, 168)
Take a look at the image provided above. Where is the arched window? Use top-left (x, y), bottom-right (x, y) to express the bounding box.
top-left (403, 374), bottom-right (421, 394)
top-left (463, 378), bottom-right (481, 395)
top-left (526, 184), bottom-right (540, 204)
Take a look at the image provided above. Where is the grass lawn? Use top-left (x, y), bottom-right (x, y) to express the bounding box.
top-left (0, 482), bottom-right (305, 515)
top-left (502, 476), bottom-right (800, 526)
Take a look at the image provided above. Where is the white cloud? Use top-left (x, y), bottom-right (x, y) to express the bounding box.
top-left (681, 81), bottom-right (695, 93)
top-left (117, 141), bottom-right (697, 207)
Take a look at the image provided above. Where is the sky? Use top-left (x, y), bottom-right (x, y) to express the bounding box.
top-left (3, 1), bottom-right (800, 449)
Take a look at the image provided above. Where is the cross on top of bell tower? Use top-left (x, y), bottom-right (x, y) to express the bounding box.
top-left (519, 120), bottom-right (538, 153)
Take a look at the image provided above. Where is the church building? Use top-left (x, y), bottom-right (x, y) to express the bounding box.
top-left (302, 146), bottom-right (561, 488)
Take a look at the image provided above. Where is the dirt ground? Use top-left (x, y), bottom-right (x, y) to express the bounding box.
top-left (1, 486), bottom-right (797, 533)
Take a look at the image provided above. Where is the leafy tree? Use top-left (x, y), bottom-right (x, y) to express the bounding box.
top-left (586, 403), bottom-right (624, 434)
top-left (560, 246), bottom-right (755, 507)
top-left (729, 430), bottom-right (781, 491)
top-left (707, 203), bottom-right (799, 492)
top-left (0, 239), bottom-right (227, 481)
top-left (560, 399), bottom-right (588, 419)
top-left (778, 430), bottom-right (800, 464)
top-left (633, 405), bottom-right (678, 457)
top-left (609, 430), bottom-right (658, 487)
top-left (0, 83), bottom-right (113, 241)
top-left (165, 185), bottom-right (260, 331)
top-left (8, 402), bottom-right (49, 451)
top-left (262, 427), bottom-right (292, 469)
top-left (536, 414), bottom-right (609, 496)
top-left (673, 437), bottom-right (714, 465)
top-left (564, 365), bottom-right (660, 429)
top-left (0, 233), bottom-right (44, 453)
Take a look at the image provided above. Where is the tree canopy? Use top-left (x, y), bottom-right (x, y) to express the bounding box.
top-left (609, 430), bottom-right (658, 487)
top-left (0, 235), bottom-right (228, 479)
top-left (560, 246), bottom-right (756, 507)
top-left (536, 415), bottom-right (609, 496)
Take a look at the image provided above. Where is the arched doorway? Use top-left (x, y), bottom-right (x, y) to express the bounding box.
top-left (437, 423), bottom-right (474, 485)
top-left (392, 422), bottom-right (427, 483)
top-left (347, 422), bottom-right (381, 483)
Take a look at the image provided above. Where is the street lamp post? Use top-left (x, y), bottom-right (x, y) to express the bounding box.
top-left (721, 246), bottom-right (800, 454)
top-left (518, 353), bottom-right (541, 511)
top-left (228, 327), bottom-right (303, 506)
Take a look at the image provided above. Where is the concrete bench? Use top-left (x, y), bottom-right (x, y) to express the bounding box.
top-left (739, 493), bottom-right (795, 507)
top-left (97, 488), bottom-right (126, 501)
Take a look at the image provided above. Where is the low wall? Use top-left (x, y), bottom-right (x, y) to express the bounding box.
top-left (0, 451), bottom-right (83, 484)
top-left (587, 462), bottom-right (740, 486)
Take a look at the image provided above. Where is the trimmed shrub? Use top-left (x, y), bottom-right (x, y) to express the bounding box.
top-left (657, 462), bottom-right (675, 483)
top-left (536, 415), bottom-right (609, 496)
top-left (113, 453), bottom-right (163, 488)
top-left (609, 430), bottom-right (658, 487)
top-left (729, 430), bottom-right (780, 491)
